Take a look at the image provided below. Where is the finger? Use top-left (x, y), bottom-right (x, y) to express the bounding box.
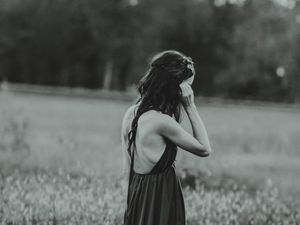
top-left (186, 84), bottom-right (193, 92)
top-left (183, 82), bottom-right (190, 89)
top-left (179, 82), bottom-right (186, 91)
top-left (184, 84), bottom-right (191, 93)
top-left (187, 86), bottom-right (193, 94)
top-left (180, 82), bottom-right (187, 92)
top-left (182, 84), bottom-right (189, 96)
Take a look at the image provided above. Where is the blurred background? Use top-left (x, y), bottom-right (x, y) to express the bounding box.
top-left (0, 0), bottom-right (300, 102)
top-left (0, 0), bottom-right (300, 224)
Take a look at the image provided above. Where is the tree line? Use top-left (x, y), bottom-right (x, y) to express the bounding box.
top-left (0, 0), bottom-right (299, 102)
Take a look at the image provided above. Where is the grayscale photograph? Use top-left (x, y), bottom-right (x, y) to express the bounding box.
top-left (0, 0), bottom-right (300, 224)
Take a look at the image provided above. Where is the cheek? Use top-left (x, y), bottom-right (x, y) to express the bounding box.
top-left (186, 75), bottom-right (194, 85)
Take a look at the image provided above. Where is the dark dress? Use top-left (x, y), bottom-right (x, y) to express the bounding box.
top-left (123, 138), bottom-right (186, 225)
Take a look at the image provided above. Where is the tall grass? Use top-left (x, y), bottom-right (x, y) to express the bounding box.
top-left (0, 168), bottom-right (299, 225)
top-left (0, 92), bottom-right (300, 224)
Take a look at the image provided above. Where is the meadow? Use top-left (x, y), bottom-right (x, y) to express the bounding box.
top-left (0, 90), bottom-right (300, 225)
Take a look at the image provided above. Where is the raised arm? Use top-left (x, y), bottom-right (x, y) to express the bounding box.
top-left (121, 106), bottom-right (134, 180)
top-left (156, 112), bottom-right (211, 157)
top-left (184, 104), bottom-right (212, 155)
top-left (156, 82), bottom-right (212, 157)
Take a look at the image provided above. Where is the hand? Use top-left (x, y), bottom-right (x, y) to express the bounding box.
top-left (179, 81), bottom-right (195, 108)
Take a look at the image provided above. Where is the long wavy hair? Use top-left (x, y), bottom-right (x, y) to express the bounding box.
top-left (126, 50), bottom-right (194, 171)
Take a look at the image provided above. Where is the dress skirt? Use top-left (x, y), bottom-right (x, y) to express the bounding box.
top-left (123, 139), bottom-right (186, 225)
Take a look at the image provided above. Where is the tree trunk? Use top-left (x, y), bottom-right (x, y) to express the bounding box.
top-left (293, 73), bottom-right (300, 103)
top-left (102, 59), bottom-right (114, 90)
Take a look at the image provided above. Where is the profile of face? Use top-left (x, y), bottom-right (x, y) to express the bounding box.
top-left (181, 59), bottom-right (195, 86)
top-left (137, 50), bottom-right (196, 119)
top-left (183, 74), bottom-right (195, 86)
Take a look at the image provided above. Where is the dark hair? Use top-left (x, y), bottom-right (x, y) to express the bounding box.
top-left (126, 50), bottom-right (194, 173)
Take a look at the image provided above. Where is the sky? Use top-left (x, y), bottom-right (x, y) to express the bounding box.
top-left (128, 0), bottom-right (298, 9)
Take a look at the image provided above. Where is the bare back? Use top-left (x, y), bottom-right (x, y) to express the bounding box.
top-left (122, 100), bottom-right (211, 174)
top-left (122, 104), bottom-right (169, 174)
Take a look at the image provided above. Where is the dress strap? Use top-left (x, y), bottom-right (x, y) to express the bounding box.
top-left (149, 140), bottom-right (169, 173)
top-left (150, 138), bottom-right (178, 174)
top-left (126, 140), bottom-right (136, 206)
top-left (126, 138), bottom-right (177, 204)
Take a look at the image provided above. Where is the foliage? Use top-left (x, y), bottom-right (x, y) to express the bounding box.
top-left (0, 0), bottom-right (299, 101)
top-left (0, 168), bottom-right (299, 225)
top-left (0, 93), bottom-right (300, 224)
top-left (0, 106), bottom-right (30, 154)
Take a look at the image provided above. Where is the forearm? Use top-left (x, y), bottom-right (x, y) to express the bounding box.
top-left (121, 147), bottom-right (131, 199)
top-left (120, 163), bottom-right (130, 202)
top-left (185, 104), bottom-right (212, 154)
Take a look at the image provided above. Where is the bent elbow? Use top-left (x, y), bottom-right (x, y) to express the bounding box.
top-left (200, 150), bottom-right (210, 157)
top-left (195, 147), bottom-right (210, 157)
top-left (200, 145), bottom-right (213, 157)
top-left (193, 142), bottom-right (212, 157)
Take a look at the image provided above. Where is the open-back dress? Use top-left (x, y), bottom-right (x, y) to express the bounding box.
top-left (123, 137), bottom-right (186, 225)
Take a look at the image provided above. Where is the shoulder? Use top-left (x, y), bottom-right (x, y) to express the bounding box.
top-left (148, 112), bottom-right (175, 122)
top-left (143, 111), bottom-right (178, 133)
top-left (122, 104), bottom-right (137, 124)
top-left (121, 105), bottom-right (135, 135)
top-left (125, 104), bottom-right (137, 116)
top-left (122, 106), bottom-right (178, 131)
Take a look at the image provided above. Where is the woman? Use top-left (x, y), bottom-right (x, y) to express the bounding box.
top-left (121, 50), bottom-right (212, 225)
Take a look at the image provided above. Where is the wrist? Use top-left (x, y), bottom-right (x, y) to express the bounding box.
top-left (185, 103), bottom-right (197, 112)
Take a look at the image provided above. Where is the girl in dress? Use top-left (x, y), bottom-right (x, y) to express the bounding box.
top-left (121, 50), bottom-right (212, 225)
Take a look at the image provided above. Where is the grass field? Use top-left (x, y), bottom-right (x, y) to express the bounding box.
top-left (0, 91), bottom-right (300, 224)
